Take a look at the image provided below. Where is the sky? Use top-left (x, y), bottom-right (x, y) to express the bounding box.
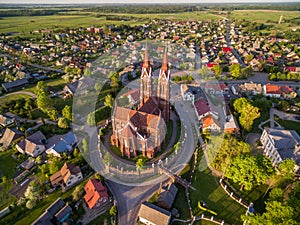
top-left (1, 0), bottom-right (300, 4)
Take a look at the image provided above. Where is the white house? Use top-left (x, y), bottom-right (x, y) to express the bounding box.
top-left (260, 128), bottom-right (300, 171)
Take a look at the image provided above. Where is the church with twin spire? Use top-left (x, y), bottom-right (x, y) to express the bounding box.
top-left (111, 47), bottom-right (171, 159)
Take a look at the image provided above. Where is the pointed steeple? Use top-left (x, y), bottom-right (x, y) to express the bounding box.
top-left (142, 43), bottom-right (150, 70)
top-left (161, 47), bottom-right (169, 72)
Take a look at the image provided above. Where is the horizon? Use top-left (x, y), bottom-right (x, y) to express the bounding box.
top-left (1, 0), bottom-right (300, 5)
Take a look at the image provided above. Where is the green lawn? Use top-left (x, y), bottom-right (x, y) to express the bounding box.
top-left (0, 150), bottom-right (17, 180)
top-left (189, 168), bottom-right (246, 225)
top-left (230, 10), bottom-right (300, 22)
top-left (0, 150), bottom-right (18, 209)
top-left (275, 118), bottom-right (300, 136)
top-left (0, 94), bottom-right (32, 105)
top-left (0, 14), bottom-right (144, 34)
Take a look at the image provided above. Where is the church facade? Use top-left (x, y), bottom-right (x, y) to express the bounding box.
top-left (111, 48), bottom-right (171, 159)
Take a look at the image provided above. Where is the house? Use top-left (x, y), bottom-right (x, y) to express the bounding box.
top-left (181, 84), bottom-right (204, 103)
top-left (138, 202), bottom-right (171, 225)
top-left (193, 98), bottom-right (217, 121)
top-left (50, 162), bottom-right (83, 188)
top-left (2, 78), bottom-right (29, 92)
top-left (16, 131), bottom-right (47, 157)
top-left (238, 82), bottom-right (262, 95)
top-left (281, 86), bottom-right (297, 99)
top-left (84, 179), bottom-right (109, 209)
top-left (204, 83), bottom-right (229, 95)
top-left (46, 132), bottom-right (77, 157)
top-left (0, 127), bottom-right (24, 150)
top-left (63, 77), bottom-right (94, 97)
top-left (224, 114), bottom-right (240, 134)
top-left (263, 83), bottom-right (281, 98)
top-left (260, 128), bottom-right (300, 171)
top-left (123, 89), bottom-right (140, 106)
top-left (31, 198), bottom-right (72, 225)
top-left (157, 183), bottom-right (178, 210)
top-left (118, 65), bottom-right (136, 83)
top-left (202, 115), bottom-right (222, 133)
top-left (0, 114), bottom-right (14, 127)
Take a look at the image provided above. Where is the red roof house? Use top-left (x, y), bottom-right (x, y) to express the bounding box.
top-left (194, 99), bottom-right (211, 120)
top-left (263, 83), bottom-right (281, 98)
top-left (84, 179), bottom-right (109, 209)
top-left (222, 47), bottom-right (232, 53)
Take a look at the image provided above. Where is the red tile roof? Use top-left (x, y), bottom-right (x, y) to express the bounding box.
top-left (265, 83), bottom-right (281, 94)
top-left (84, 179), bottom-right (108, 209)
top-left (281, 85), bottom-right (293, 94)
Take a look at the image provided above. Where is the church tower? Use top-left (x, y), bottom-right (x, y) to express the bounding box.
top-left (139, 45), bottom-right (153, 107)
top-left (157, 48), bottom-right (170, 121)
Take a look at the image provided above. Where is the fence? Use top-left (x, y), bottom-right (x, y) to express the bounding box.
top-left (219, 178), bottom-right (249, 208)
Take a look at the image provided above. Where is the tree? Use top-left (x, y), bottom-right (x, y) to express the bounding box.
top-left (242, 201), bottom-right (297, 225)
top-left (278, 159), bottom-right (295, 181)
top-left (49, 157), bottom-right (61, 174)
top-left (87, 112), bottom-right (96, 126)
top-left (62, 105), bottom-right (72, 121)
top-left (277, 100), bottom-right (290, 111)
top-left (199, 66), bottom-right (210, 78)
top-left (94, 82), bottom-right (102, 92)
top-left (230, 64), bottom-right (242, 79)
top-left (35, 81), bottom-right (48, 96)
top-left (36, 93), bottom-right (51, 113)
top-left (72, 186), bottom-right (84, 201)
top-left (225, 154), bottom-right (274, 191)
top-left (233, 98), bottom-right (260, 131)
top-left (207, 135), bottom-right (251, 172)
top-left (104, 94), bottom-right (114, 108)
top-left (136, 158), bottom-right (146, 171)
top-left (211, 64), bottom-right (223, 78)
top-left (109, 205), bottom-right (117, 217)
top-left (25, 181), bottom-right (39, 201)
top-left (268, 188), bottom-right (284, 202)
top-left (58, 117), bottom-right (70, 129)
top-left (47, 108), bottom-right (58, 121)
top-left (26, 199), bottom-right (36, 209)
top-left (244, 54), bottom-right (254, 63)
top-left (241, 66), bottom-right (254, 78)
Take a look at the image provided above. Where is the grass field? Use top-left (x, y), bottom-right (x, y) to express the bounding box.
top-left (1, 9), bottom-right (299, 35)
top-left (0, 93), bottom-right (32, 105)
top-left (275, 118), bottom-right (300, 135)
top-left (0, 150), bottom-right (18, 209)
top-left (0, 15), bottom-right (144, 34)
top-left (230, 10), bottom-right (300, 22)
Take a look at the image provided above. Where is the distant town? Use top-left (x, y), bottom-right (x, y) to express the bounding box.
top-left (0, 3), bottom-right (300, 225)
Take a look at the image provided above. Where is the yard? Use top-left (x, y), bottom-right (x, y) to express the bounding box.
top-left (0, 150), bottom-right (18, 210)
top-left (87, 211), bottom-right (114, 225)
top-left (173, 151), bottom-right (246, 225)
top-left (275, 118), bottom-right (300, 135)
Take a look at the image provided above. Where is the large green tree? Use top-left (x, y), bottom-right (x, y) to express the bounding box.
top-left (104, 94), bottom-right (114, 108)
top-left (211, 64), bottom-right (223, 78)
top-left (62, 105), bottom-right (72, 121)
top-left (206, 135), bottom-right (250, 171)
top-left (233, 97), bottom-right (260, 131)
top-left (230, 64), bottom-right (242, 79)
top-left (225, 154), bottom-right (274, 191)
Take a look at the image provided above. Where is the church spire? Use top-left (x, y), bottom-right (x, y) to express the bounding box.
top-left (161, 47), bottom-right (169, 73)
top-left (142, 43), bottom-right (150, 70)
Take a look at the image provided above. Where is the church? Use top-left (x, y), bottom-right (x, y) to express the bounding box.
top-left (111, 47), bottom-right (171, 159)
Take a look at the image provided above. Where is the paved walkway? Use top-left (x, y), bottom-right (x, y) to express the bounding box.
top-left (0, 91), bottom-right (37, 99)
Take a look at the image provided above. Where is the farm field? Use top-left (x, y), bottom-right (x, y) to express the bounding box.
top-left (0, 9), bottom-right (299, 35)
